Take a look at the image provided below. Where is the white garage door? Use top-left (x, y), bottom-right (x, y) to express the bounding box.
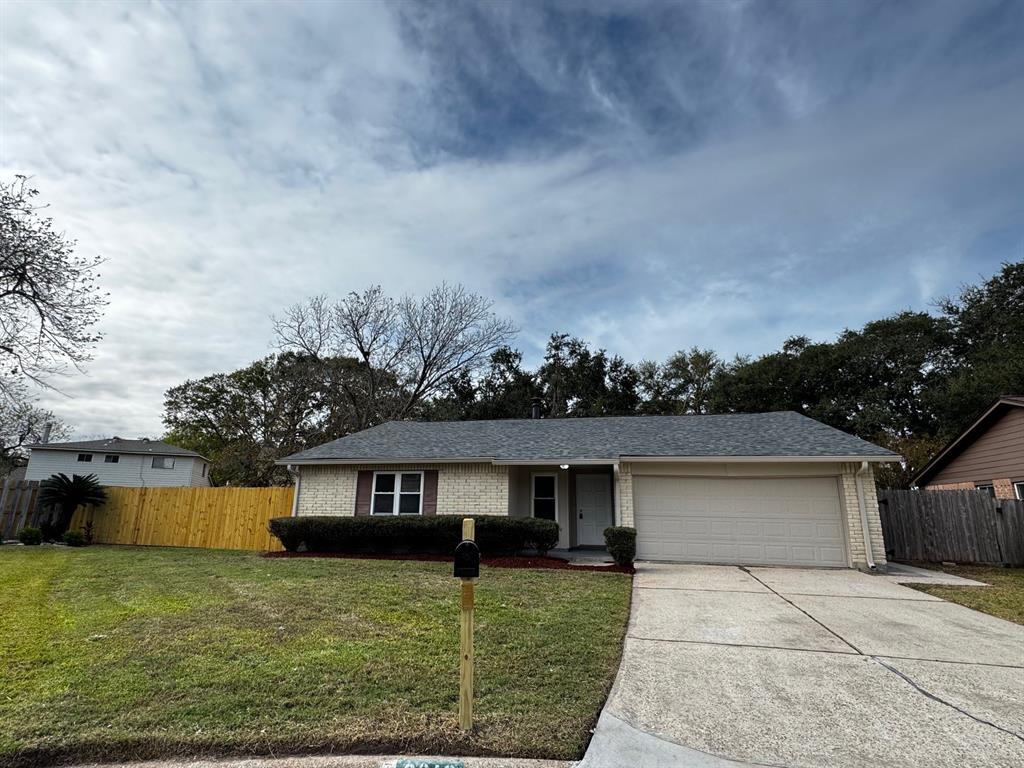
top-left (633, 476), bottom-right (847, 566)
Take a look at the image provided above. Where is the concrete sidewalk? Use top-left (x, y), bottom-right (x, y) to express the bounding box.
top-left (580, 563), bottom-right (1024, 768)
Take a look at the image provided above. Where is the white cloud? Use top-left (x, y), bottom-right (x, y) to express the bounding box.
top-left (1, 0), bottom-right (1022, 437)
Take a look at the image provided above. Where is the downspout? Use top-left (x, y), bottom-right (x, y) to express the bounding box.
top-left (854, 461), bottom-right (876, 570)
top-left (287, 464), bottom-right (301, 517)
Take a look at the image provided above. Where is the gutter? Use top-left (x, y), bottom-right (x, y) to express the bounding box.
top-left (854, 460), bottom-right (876, 570)
top-left (277, 454), bottom-right (899, 467)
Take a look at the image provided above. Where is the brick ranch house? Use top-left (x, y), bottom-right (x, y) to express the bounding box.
top-left (278, 411), bottom-right (898, 571)
top-left (914, 395), bottom-right (1024, 500)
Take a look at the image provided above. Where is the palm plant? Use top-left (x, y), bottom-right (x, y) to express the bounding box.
top-left (39, 473), bottom-right (107, 537)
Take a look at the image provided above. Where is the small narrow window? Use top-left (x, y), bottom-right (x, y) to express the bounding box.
top-left (201, 463), bottom-right (208, 477)
top-left (532, 474), bottom-right (557, 521)
top-left (1014, 481), bottom-right (1024, 501)
top-left (77, 454), bottom-right (92, 462)
top-left (152, 457), bottom-right (175, 469)
top-left (104, 455), bottom-right (120, 464)
top-left (371, 472), bottom-right (423, 515)
top-left (975, 483), bottom-right (995, 498)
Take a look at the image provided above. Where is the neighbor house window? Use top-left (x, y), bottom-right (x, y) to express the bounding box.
top-left (152, 457), bottom-right (175, 469)
top-left (532, 474), bottom-right (557, 521)
top-left (1015, 481), bottom-right (1024, 500)
top-left (201, 463), bottom-right (208, 477)
top-left (77, 453), bottom-right (92, 462)
top-left (104, 455), bottom-right (119, 463)
top-left (372, 471), bottom-right (423, 515)
top-left (976, 483), bottom-right (995, 498)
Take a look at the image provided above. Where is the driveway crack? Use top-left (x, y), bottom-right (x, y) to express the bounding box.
top-left (738, 567), bottom-right (864, 654)
top-left (872, 657), bottom-right (1024, 743)
top-left (739, 567), bottom-right (1023, 743)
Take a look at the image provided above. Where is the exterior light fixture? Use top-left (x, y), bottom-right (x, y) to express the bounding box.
top-left (559, 464), bottom-right (570, 470)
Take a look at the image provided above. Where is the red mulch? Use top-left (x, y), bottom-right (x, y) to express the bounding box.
top-left (264, 550), bottom-right (633, 574)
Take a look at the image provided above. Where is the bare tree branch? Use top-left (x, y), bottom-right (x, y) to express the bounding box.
top-left (0, 176), bottom-right (107, 400)
top-left (273, 283), bottom-right (517, 428)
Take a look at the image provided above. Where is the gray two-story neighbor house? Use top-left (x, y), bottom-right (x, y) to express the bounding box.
top-left (25, 438), bottom-right (210, 487)
top-left (278, 411), bottom-right (898, 570)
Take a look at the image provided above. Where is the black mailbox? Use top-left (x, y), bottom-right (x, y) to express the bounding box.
top-left (454, 539), bottom-right (481, 578)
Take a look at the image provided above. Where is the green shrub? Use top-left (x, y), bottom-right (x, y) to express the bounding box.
top-left (18, 527), bottom-right (42, 545)
top-left (604, 526), bottom-right (636, 566)
top-left (62, 530), bottom-right (87, 547)
top-left (268, 515), bottom-right (559, 557)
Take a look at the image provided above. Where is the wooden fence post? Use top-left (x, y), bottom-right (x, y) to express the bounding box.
top-left (459, 517), bottom-right (476, 731)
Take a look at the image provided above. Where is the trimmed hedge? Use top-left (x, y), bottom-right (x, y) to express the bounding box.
top-left (18, 527), bottom-right (42, 545)
top-left (63, 530), bottom-right (87, 547)
top-left (604, 526), bottom-right (636, 566)
top-left (269, 515), bottom-right (559, 557)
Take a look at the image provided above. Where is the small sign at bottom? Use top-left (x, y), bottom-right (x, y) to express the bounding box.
top-left (395, 761), bottom-right (464, 768)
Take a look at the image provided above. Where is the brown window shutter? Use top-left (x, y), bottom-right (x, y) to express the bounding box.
top-left (422, 470), bottom-right (439, 516)
top-left (355, 471), bottom-right (373, 516)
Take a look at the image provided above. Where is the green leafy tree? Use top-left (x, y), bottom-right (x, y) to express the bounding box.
top-left (39, 473), bottom-right (106, 537)
top-left (537, 333), bottom-right (640, 417)
top-left (927, 261), bottom-right (1024, 435)
top-left (164, 352), bottom-right (380, 486)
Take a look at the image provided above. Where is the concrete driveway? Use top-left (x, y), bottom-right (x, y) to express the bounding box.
top-left (583, 563), bottom-right (1024, 768)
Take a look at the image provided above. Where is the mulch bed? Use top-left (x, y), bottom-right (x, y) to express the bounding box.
top-left (265, 550), bottom-right (634, 574)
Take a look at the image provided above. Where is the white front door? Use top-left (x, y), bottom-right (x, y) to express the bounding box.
top-left (576, 473), bottom-right (613, 546)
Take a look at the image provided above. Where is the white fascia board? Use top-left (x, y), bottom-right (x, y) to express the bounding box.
top-left (621, 455), bottom-right (900, 463)
top-left (491, 458), bottom-right (618, 466)
top-left (274, 457), bottom-right (496, 466)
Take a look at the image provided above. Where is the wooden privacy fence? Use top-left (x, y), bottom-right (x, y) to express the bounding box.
top-left (70, 486), bottom-right (293, 552)
top-left (878, 489), bottom-right (1024, 566)
top-left (0, 480), bottom-right (42, 539)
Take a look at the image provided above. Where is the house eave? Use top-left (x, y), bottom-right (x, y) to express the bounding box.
top-left (280, 453), bottom-right (899, 467)
top-left (621, 454), bottom-right (900, 463)
top-left (275, 456), bottom-right (498, 466)
top-left (913, 396), bottom-right (1024, 486)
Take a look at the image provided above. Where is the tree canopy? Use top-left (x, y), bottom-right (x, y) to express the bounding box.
top-left (163, 261), bottom-right (1023, 488)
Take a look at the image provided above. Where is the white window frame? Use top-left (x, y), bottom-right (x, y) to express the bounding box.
top-left (104, 455), bottom-right (120, 464)
top-left (77, 453), bottom-right (92, 462)
top-left (531, 472), bottom-right (558, 521)
top-left (371, 471), bottom-right (424, 516)
top-left (152, 456), bottom-right (176, 470)
top-left (1014, 481), bottom-right (1024, 501)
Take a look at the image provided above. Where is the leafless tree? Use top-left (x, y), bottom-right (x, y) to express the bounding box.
top-left (0, 375), bottom-right (70, 474)
top-left (0, 176), bottom-right (107, 399)
top-left (274, 284), bottom-right (517, 428)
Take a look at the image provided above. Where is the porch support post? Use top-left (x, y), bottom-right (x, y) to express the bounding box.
top-left (612, 463), bottom-right (622, 526)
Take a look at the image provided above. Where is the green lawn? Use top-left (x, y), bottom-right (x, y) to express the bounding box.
top-left (0, 546), bottom-right (632, 766)
top-left (906, 564), bottom-right (1024, 625)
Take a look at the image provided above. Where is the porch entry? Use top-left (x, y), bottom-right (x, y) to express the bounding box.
top-left (575, 473), bottom-right (613, 546)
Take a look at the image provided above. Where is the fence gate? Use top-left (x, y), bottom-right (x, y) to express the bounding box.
top-left (878, 488), bottom-right (1024, 566)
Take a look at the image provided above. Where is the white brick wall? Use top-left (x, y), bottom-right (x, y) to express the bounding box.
top-left (618, 463), bottom-right (634, 527)
top-left (295, 463), bottom-right (508, 517)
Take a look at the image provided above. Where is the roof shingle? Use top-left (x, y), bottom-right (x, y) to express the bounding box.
top-left (279, 412), bottom-right (897, 463)
top-left (28, 438), bottom-right (205, 459)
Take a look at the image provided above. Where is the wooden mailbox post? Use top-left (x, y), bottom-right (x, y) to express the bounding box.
top-left (453, 517), bottom-right (480, 731)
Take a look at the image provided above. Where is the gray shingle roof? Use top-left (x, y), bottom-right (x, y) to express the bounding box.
top-left (279, 412), bottom-right (898, 463)
top-left (28, 438), bottom-right (206, 459)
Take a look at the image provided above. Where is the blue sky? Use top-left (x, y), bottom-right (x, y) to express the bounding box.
top-left (2, 0), bottom-right (1023, 437)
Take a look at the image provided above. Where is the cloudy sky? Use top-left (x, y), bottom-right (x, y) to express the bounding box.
top-left (2, 0), bottom-right (1023, 438)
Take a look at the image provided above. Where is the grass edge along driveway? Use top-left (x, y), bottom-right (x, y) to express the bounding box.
top-left (905, 563), bottom-right (1024, 625)
top-left (0, 545), bottom-right (632, 766)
